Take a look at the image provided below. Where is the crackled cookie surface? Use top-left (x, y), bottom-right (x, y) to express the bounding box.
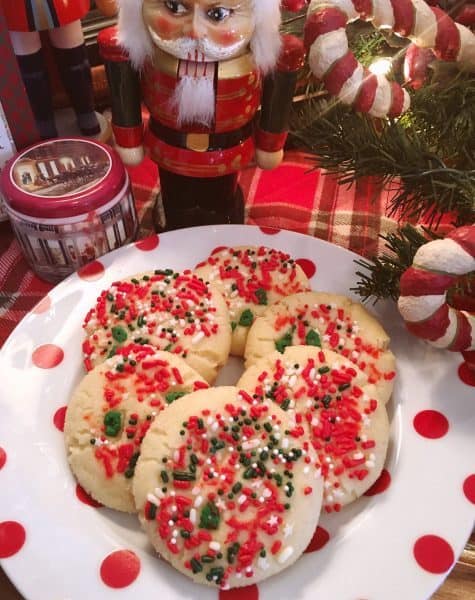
top-left (238, 346), bottom-right (390, 513)
top-left (82, 269), bottom-right (231, 383)
top-left (133, 387), bottom-right (324, 589)
top-left (244, 291), bottom-right (396, 404)
top-left (65, 345), bottom-right (208, 512)
top-left (194, 246), bottom-right (310, 356)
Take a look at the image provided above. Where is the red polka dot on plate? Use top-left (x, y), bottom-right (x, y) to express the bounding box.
top-left (0, 447), bottom-right (6, 470)
top-left (212, 246), bottom-right (228, 255)
top-left (413, 410), bottom-right (449, 439)
top-left (364, 469), bottom-right (391, 497)
top-left (413, 535), bottom-right (454, 574)
top-left (259, 226), bottom-right (280, 235)
top-left (304, 526), bottom-right (330, 553)
top-left (458, 362), bottom-right (475, 386)
top-left (78, 260), bottom-right (105, 282)
top-left (0, 521), bottom-right (26, 558)
top-left (100, 550), bottom-right (141, 588)
top-left (463, 474), bottom-right (475, 504)
top-left (135, 235), bottom-right (159, 251)
top-left (219, 584), bottom-right (259, 600)
top-left (53, 406), bottom-right (67, 432)
top-left (32, 295), bottom-right (51, 314)
top-left (76, 483), bottom-right (103, 508)
top-left (32, 344), bottom-right (64, 369)
top-left (295, 258), bottom-right (317, 279)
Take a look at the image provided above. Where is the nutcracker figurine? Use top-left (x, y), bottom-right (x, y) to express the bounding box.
top-left (1, 0), bottom-right (116, 139)
top-left (98, 0), bottom-right (305, 230)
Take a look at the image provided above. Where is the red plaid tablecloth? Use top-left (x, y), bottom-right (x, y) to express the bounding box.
top-left (0, 151), bottom-right (402, 347)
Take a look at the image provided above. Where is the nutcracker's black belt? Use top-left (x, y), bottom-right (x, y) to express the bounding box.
top-left (149, 118), bottom-right (254, 152)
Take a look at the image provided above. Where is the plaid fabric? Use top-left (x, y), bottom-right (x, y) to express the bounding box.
top-left (0, 151), bottom-right (405, 347)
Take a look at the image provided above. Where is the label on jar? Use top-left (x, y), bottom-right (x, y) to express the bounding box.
top-left (7, 175), bottom-right (138, 283)
top-left (0, 100), bottom-right (17, 221)
top-left (11, 139), bottom-right (110, 198)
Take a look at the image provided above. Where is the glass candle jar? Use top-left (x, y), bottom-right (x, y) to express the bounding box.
top-left (0, 137), bottom-right (138, 283)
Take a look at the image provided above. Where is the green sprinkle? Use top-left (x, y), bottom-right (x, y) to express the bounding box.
top-left (281, 399), bottom-right (290, 411)
top-left (231, 321), bottom-right (237, 332)
top-left (106, 293), bottom-right (114, 301)
top-left (137, 315), bottom-right (146, 327)
top-left (338, 383), bottom-right (351, 392)
top-left (165, 391), bottom-right (186, 405)
top-left (227, 542), bottom-right (240, 564)
top-left (107, 346), bottom-right (117, 358)
top-left (305, 329), bottom-right (321, 347)
top-left (255, 288), bottom-right (268, 306)
top-left (232, 482), bottom-right (242, 494)
top-left (124, 452), bottom-right (140, 479)
top-left (173, 471), bottom-right (196, 481)
top-left (238, 309), bottom-right (254, 327)
top-left (146, 503), bottom-right (157, 520)
top-left (264, 422), bottom-right (273, 433)
top-left (318, 366), bottom-right (330, 374)
top-left (199, 501), bottom-right (220, 530)
top-left (190, 558), bottom-right (203, 574)
top-left (103, 410), bottom-right (122, 437)
top-left (201, 555), bottom-right (215, 563)
top-left (160, 470), bottom-right (169, 483)
top-left (164, 343), bottom-right (173, 351)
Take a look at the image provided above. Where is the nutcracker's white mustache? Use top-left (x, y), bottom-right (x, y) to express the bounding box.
top-left (171, 75), bottom-right (215, 128)
top-left (148, 29), bottom-right (249, 61)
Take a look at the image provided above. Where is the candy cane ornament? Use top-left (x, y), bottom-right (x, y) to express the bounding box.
top-left (397, 226), bottom-right (475, 352)
top-left (304, 0), bottom-right (475, 117)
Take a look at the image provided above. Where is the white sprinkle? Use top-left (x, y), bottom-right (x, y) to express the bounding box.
top-left (192, 331), bottom-right (205, 344)
top-left (172, 530), bottom-right (178, 538)
top-left (263, 488), bottom-right (272, 498)
top-left (237, 494), bottom-right (247, 505)
top-left (168, 520), bottom-right (174, 526)
top-left (278, 546), bottom-right (294, 564)
top-left (190, 508), bottom-right (197, 524)
top-left (258, 556), bottom-right (270, 570)
top-left (191, 486), bottom-right (200, 495)
top-left (365, 460), bottom-right (375, 468)
top-left (209, 541), bottom-right (221, 551)
top-left (154, 487), bottom-right (165, 499)
top-left (194, 495), bottom-right (203, 508)
top-left (283, 523), bottom-right (293, 538)
top-left (353, 452), bottom-right (364, 460)
top-left (170, 538), bottom-right (176, 545)
top-left (171, 505), bottom-right (177, 512)
top-left (146, 493), bottom-right (160, 505)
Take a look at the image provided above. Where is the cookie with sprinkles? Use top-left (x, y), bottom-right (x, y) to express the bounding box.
top-left (82, 269), bottom-right (231, 383)
top-left (194, 246), bottom-right (310, 356)
top-left (133, 386), bottom-right (324, 589)
top-left (244, 291), bottom-right (396, 404)
top-left (64, 345), bottom-right (208, 512)
top-left (238, 346), bottom-right (390, 513)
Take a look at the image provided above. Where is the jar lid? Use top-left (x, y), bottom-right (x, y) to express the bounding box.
top-left (0, 137), bottom-right (126, 219)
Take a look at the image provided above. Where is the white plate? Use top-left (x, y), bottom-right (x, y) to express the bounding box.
top-left (0, 225), bottom-right (474, 600)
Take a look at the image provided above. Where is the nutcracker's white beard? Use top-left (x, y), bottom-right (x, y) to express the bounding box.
top-left (171, 75), bottom-right (215, 127)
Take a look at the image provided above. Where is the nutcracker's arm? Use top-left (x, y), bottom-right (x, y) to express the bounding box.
top-left (255, 34), bottom-right (305, 170)
top-left (98, 26), bottom-right (144, 166)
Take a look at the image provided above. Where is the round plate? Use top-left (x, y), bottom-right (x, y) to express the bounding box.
top-left (0, 225), bottom-right (473, 600)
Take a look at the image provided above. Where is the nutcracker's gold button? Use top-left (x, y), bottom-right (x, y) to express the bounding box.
top-left (186, 133), bottom-right (209, 152)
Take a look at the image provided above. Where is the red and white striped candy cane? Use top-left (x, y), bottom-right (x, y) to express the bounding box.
top-left (304, 0), bottom-right (475, 117)
top-left (398, 225), bottom-right (475, 351)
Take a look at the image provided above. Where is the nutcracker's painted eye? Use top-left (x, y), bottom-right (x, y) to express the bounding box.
top-left (164, 0), bottom-right (188, 15)
top-left (206, 7), bottom-right (232, 22)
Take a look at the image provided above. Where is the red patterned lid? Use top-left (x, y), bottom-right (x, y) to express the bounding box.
top-left (0, 138), bottom-right (126, 219)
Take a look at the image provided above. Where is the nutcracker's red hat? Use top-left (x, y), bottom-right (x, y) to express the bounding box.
top-left (117, 0), bottom-right (286, 73)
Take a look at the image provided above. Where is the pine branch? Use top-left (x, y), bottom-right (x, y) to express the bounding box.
top-left (290, 99), bottom-right (475, 226)
top-left (350, 225), bottom-right (440, 302)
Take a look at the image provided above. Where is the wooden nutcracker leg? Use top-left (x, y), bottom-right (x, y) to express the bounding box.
top-left (10, 30), bottom-right (58, 139)
top-left (49, 21), bottom-right (100, 136)
top-left (154, 168), bottom-right (244, 232)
